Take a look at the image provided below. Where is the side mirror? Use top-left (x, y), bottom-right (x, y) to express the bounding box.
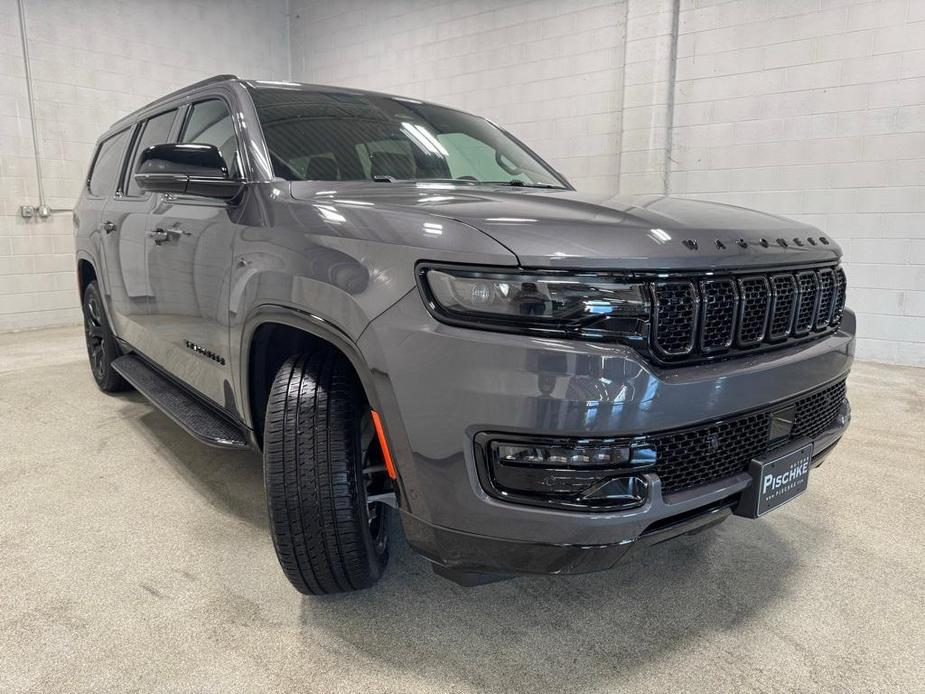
top-left (134, 143), bottom-right (243, 200)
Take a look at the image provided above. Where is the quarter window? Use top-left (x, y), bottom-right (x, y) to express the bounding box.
top-left (181, 100), bottom-right (241, 178)
top-left (88, 129), bottom-right (130, 197)
top-left (125, 109), bottom-right (178, 196)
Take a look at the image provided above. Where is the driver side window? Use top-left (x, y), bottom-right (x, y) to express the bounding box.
top-left (124, 109), bottom-right (178, 197)
top-left (181, 100), bottom-right (242, 178)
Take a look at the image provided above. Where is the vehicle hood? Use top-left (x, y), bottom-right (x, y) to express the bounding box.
top-left (289, 182), bottom-right (841, 270)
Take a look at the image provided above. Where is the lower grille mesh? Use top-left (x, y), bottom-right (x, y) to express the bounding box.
top-left (652, 379), bottom-right (847, 495)
top-left (792, 380), bottom-right (847, 440)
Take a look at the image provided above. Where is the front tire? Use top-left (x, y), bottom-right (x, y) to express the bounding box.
top-left (82, 281), bottom-right (129, 393)
top-left (263, 353), bottom-right (390, 594)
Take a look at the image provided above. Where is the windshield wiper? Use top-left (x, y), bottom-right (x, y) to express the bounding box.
top-left (369, 177), bottom-right (564, 189)
top-left (484, 180), bottom-right (564, 189)
top-left (371, 176), bottom-right (474, 185)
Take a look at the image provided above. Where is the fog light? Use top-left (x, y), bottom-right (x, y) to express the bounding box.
top-left (482, 437), bottom-right (655, 511)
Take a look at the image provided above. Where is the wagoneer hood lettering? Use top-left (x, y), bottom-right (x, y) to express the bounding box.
top-left (290, 181), bottom-right (841, 269)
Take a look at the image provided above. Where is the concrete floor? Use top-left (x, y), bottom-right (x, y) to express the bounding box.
top-left (0, 326), bottom-right (922, 693)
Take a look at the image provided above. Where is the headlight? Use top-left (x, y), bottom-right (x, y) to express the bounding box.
top-left (417, 264), bottom-right (649, 339)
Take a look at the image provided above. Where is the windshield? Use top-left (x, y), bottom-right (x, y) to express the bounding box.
top-left (248, 86), bottom-right (567, 187)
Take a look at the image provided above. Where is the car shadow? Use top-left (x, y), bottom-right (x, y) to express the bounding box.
top-left (122, 398), bottom-right (805, 692)
top-left (131, 405), bottom-right (267, 529)
top-left (301, 513), bottom-right (805, 693)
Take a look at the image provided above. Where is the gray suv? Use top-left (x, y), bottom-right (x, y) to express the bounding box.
top-left (75, 75), bottom-right (853, 593)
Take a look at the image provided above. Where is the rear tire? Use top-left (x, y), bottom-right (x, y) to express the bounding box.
top-left (263, 353), bottom-right (390, 594)
top-left (82, 281), bottom-right (129, 393)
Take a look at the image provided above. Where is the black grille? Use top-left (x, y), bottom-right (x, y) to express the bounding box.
top-left (650, 264), bottom-right (844, 363)
top-left (737, 276), bottom-right (770, 345)
top-left (652, 282), bottom-right (698, 355)
top-left (653, 413), bottom-right (769, 495)
top-left (814, 268), bottom-right (836, 329)
top-left (793, 271), bottom-right (819, 335)
top-left (652, 379), bottom-right (847, 495)
top-left (699, 279), bottom-right (737, 352)
top-left (832, 266), bottom-right (847, 324)
top-left (768, 274), bottom-right (797, 340)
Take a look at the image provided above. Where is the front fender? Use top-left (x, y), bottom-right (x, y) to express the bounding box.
top-left (234, 303), bottom-right (418, 512)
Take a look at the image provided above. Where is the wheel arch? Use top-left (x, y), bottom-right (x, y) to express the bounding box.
top-left (240, 305), bottom-right (383, 448)
top-left (76, 254), bottom-right (98, 299)
top-left (76, 252), bottom-right (122, 337)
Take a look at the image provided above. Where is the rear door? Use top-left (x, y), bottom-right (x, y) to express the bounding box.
top-left (138, 98), bottom-right (242, 409)
top-left (84, 127), bottom-right (137, 339)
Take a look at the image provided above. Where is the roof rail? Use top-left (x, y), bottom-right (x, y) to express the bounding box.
top-left (111, 74), bottom-right (239, 128)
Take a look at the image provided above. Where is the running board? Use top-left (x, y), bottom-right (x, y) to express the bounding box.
top-left (112, 355), bottom-right (249, 449)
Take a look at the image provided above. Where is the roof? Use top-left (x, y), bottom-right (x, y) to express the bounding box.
top-left (112, 73), bottom-right (472, 128)
top-left (110, 74), bottom-right (239, 130)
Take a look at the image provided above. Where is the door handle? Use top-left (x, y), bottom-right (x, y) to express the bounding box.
top-left (103, 220), bottom-right (117, 234)
top-left (146, 229), bottom-right (170, 245)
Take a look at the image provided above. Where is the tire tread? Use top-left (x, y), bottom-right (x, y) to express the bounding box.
top-left (264, 353), bottom-right (385, 595)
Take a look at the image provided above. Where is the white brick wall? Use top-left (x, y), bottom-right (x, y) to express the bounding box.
top-left (288, 0), bottom-right (628, 195)
top-left (667, 0), bottom-right (925, 366)
top-left (1, 0), bottom-right (922, 366)
top-left (0, 0), bottom-right (289, 332)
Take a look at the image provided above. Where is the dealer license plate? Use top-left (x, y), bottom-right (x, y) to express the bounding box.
top-left (738, 442), bottom-right (813, 518)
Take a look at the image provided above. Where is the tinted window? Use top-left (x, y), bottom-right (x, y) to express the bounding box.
top-left (88, 129), bottom-right (130, 196)
top-left (248, 87), bottom-right (563, 187)
top-left (125, 109), bottom-right (178, 196)
top-left (181, 100), bottom-right (241, 178)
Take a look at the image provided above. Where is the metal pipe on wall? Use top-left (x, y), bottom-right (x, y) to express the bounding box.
top-left (16, 0), bottom-right (47, 213)
top-left (662, 0), bottom-right (681, 196)
top-left (16, 0), bottom-right (70, 219)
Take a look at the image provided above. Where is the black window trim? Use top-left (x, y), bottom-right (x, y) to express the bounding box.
top-left (88, 88), bottom-right (252, 205)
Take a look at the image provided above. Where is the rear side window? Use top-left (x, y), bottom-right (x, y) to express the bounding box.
top-left (181, 100), bottom-right (241, 178)
top-left (88, 129), bottom-right (130, 197)
top-left (125, 109), bottom-right (178, 196)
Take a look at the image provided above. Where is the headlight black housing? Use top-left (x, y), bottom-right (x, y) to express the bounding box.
top-left (416, 261), bottom-right (847, 367)
top-left (416, 263), bottom-right (650, 342)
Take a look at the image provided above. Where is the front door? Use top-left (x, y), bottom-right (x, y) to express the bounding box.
top-left (140, 196), bottom-right (237, 408)
top-left (102, 107), bottom-right (181, 347)
top-left (135, 99), bottom-right (243, 410)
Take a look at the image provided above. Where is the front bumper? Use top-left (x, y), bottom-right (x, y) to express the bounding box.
top-left (401, 406), bottom-right (848, 578)
top-left (359, 292), bottom-right (855, 575)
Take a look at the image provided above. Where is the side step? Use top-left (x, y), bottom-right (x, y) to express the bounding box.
top-left (112, 355), bottom-right (249, 449)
